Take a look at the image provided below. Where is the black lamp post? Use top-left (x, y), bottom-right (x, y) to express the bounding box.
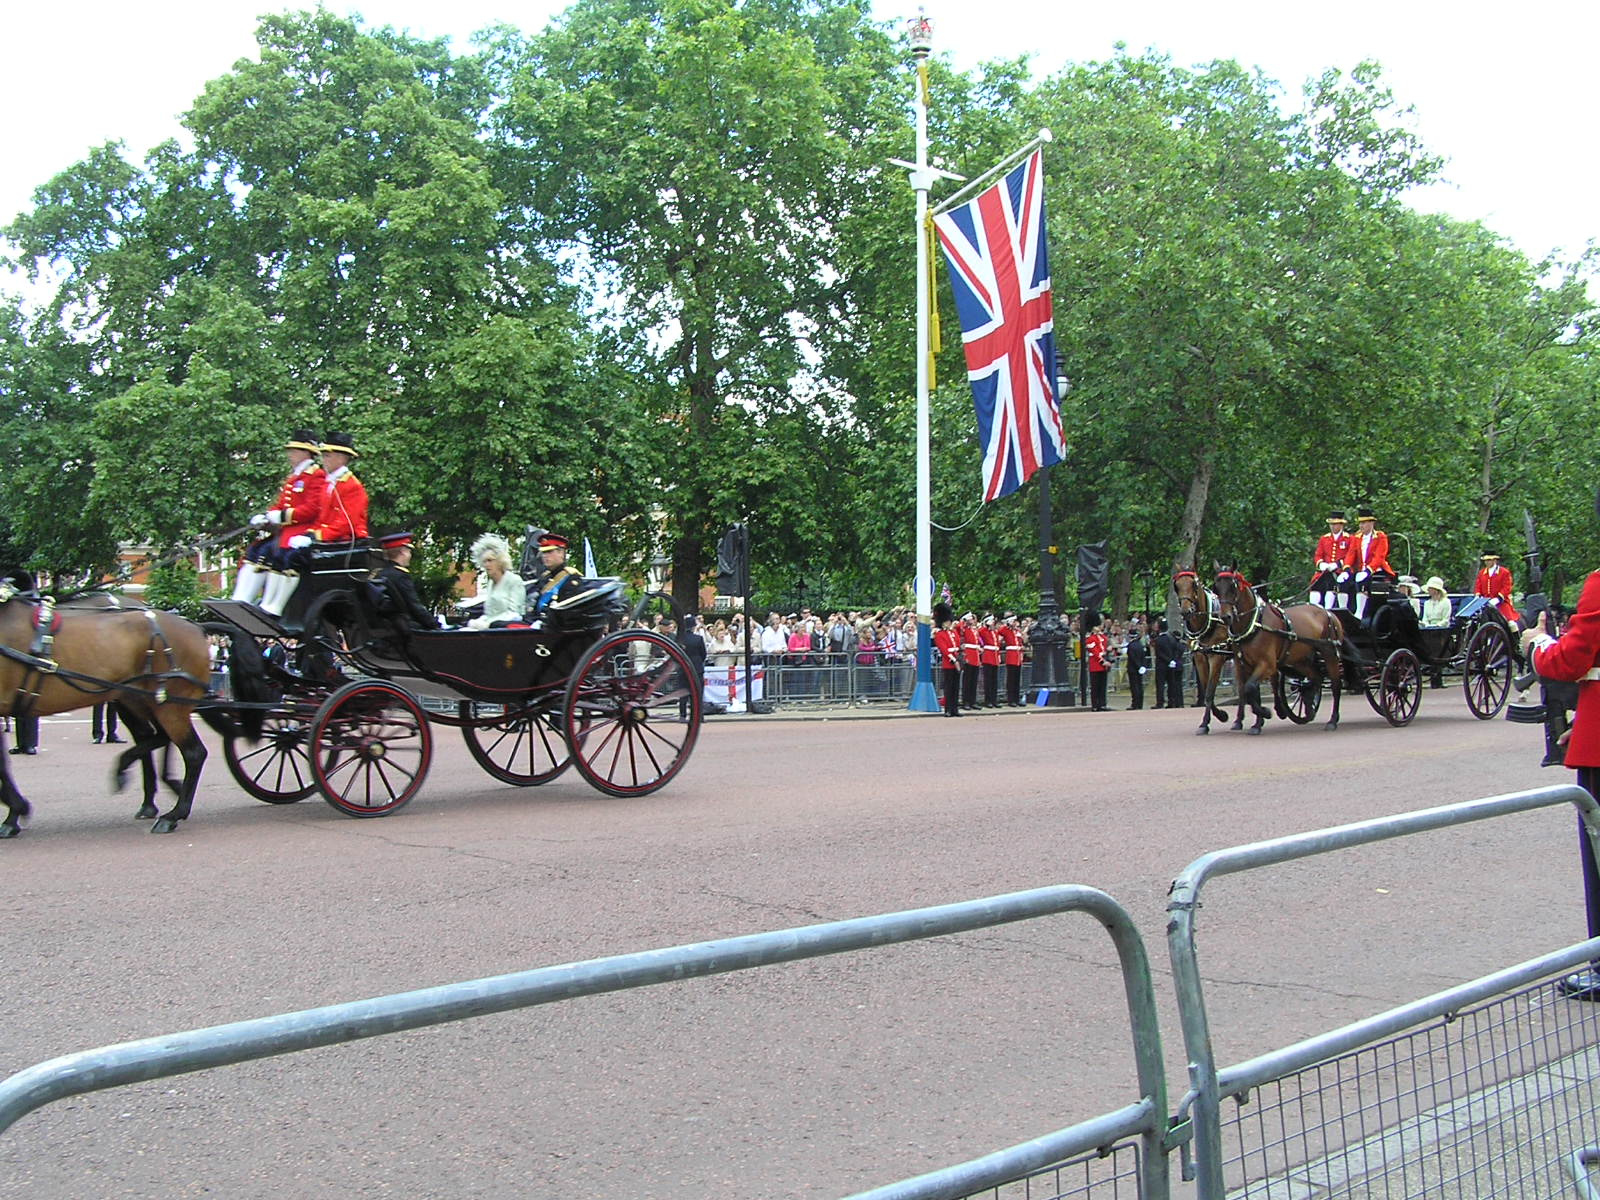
top-left (1027, 355), bottom-right (1072, 705)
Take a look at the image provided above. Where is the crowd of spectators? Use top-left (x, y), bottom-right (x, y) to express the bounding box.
top-left (700, 607), bottom-right (1053, 669)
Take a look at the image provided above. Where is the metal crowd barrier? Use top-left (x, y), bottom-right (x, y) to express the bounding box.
top-left (1167, 784), bottom-right (1600, 1199)
top-left (0, 886), bottom-right (1171, 1200)
top-left (757, 655), bottom-right (1039, 708)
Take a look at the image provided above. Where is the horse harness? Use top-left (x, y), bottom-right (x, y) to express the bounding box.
top-left (1179, 585), bottom-right (1232, 657)
top-left (0, 583), bottom-right (207, 718)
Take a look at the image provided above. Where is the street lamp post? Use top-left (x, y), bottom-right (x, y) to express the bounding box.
top-left (1027, 356), bottom-right (1073, 705)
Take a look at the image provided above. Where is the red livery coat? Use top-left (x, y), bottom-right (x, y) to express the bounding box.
top-left (1343, 530), bottom-right (1393, 575)
top-left (1533, 569), bottom-right (1600, 769)
top-left (1474, 565), bottom-right (1520, 622)
top-left (309, 470), bottom-right (369, 543)
top-left (273, 464), bottom-right (326, 549)
top-left (977, 624), bottom-right (1000, 666)
top-left (1312, 530), bottom-right (1351, 584)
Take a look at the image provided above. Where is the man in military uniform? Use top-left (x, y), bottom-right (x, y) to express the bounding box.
top-left (1310, 511), bottom-right (1351, 611)
top-left (529, 532), bottom-right (583, 619)
top-left (264, 433), bottom-right (369, 617)
top-left (1152, 619), bottom-right (1184, 709)
top-left (997, 613), bottom-right (1024, 707)
top-left (977, 614), bottom-right (1000, 708)
top-left (1124, 621), bottom-right (1150, 710)
top-left (932, 602), bottom-right (962, 716)
top-left (1084, 615), bottom-right (1110, 711)
top-left (234, 430), bottom-right (323, 606)
top-left (372, 532), bottom-right (437, 630)
top-left (959, 612), bottom-right (981, 710)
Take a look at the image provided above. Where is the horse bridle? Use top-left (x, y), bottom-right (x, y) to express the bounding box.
top-left (1173, 571), bottom-right (1228, 652)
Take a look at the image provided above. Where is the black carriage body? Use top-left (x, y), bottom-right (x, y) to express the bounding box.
top-left (202, 556), bottom-right (702, 814)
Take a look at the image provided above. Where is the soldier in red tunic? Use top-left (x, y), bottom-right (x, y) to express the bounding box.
top-left (998, 613), bottom-right (1025, 707)
top-left (1310, 511), bottom-right (1351, 611)
top-left (932, 602), bottom-right (962, 717)
top-left (977, 614), bottom-right (1001, 708)
top-left (233, 430), bottom-right (323, 606)
top-left (1524, 536), bottom-right (1600, 999)
top-left (263, 433), bottom-right (370, 617)
top-left (959, 612), bottom-right (982, 710)
top-left (1474, 552), bottom-right (1521, 627)
top-left (1084, 617), bottom-right (1110, 711)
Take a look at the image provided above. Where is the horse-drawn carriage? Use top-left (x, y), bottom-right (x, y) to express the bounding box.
top-left (0, 542), bottom-right (702, 837)
top-left (1179, 569), bottom-right (1514, 733)
top-left (199, 542), bottom-right (703, 817)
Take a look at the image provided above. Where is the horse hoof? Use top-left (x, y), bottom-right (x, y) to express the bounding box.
top-left (0, 824), bottom-right (18, 840)
top-left (150, 817), bottom-right (180, 835)
top-left (135, 803), bottom-right (158, 820)
top-left (1196, 725), bottom-right (1209, 735)
top-left (1248, 726), bottom-right (1263, 736)
top-left (113, 771), bottom-right (129, 794)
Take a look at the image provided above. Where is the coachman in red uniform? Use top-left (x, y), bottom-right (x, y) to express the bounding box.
top-left (1474, 552), bottom-right (1521, 626)
top-left (1310, 511), bottom-right (1351, 611)
top-left (1342, 507), bottom-right (1395, 623)
top-left (233, 430), bottom-right (324, 606)
top-left (932, 602), bottom-right (962, 717)
top-left (262, 433), bottom-right (370, 617)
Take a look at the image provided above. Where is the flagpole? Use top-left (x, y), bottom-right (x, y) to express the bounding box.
top-left (906, 12), bottom-right (941, 713)
top-left (932, 129), bottom-right (1054, 218)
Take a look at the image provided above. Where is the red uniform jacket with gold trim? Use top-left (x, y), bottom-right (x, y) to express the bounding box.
top-left (1085, 631), bottom-right (1109, 673)
top-left (1474, 566), bottom-right (1520, 622)
top-left (1533, 570), bottom-right (1600, 768)
top-left (309, 470), bottom-right (369, 544)
top-left (1343, 530), bottom-right (1393, 575)
top-left (273, 464), bottom-right (326, 549)
top-left (1312, 531), bottom-right (1350, 583)
top-left (959, 621), bottom-right (981, 667)
top-left (933, 626), bottom-right (961, 670)
top-left (997, 625), bottom-right (1023, 666)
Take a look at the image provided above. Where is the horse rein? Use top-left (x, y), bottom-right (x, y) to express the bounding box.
top-left (1173, 572), bottom-right (1230, 655)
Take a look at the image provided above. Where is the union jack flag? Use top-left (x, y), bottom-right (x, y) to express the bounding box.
top-left (933, 149), bottom-right (1066, 502)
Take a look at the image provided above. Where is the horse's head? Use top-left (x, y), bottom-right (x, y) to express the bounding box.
top-left (1213, 569), bottom-right (1256, 625)
top-left (1173, 570), bottom-right (1205, 628)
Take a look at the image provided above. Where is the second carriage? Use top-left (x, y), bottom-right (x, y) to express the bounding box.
top-left (201, 541), bottom-right (703, 817)
top-left (1272, 581), bottom-right (1515, 728)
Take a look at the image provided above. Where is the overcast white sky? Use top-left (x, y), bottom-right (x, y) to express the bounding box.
top-left (3, 0), bottom-right (1595, 279)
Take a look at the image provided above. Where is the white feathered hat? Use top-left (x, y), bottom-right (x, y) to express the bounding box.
top-left (469, 533), bottom-right (512, 570)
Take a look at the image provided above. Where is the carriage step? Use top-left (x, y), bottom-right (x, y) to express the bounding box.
top-left (201, 599), bottom-right (294, 638)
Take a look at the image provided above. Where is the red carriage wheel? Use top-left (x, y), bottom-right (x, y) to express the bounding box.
top-left (1462, 620), bottom-right (1513, 720)
top-left (224, 715), bottom-right (317, 803)
top-left (459, 701), bottom-right (574, 786)
top-left (1376, 648), bottom-right (1422, 727)
top-left (562, 630), bottom-right (701, 797)
top-left (1273, 672), bottom-right (1322, 724)
top-left (311, 680), bottom-right (432, 817)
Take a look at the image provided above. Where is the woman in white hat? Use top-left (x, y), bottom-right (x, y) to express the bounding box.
top-left (1420, 577), bottom-right (1451, 629)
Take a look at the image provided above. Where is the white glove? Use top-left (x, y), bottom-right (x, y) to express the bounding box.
top-left (248, 513), bottom-right (271, 529)
top-left (1168, 660), bottom-right (1179, 669)
top-left (1139, 666), bottom-right (1147, 675)
top-left (1355, 570), bottom-right (1370, 583)
top-left (288, 535), bottom-right (313, 549)
top-left (436, 614), bottom-right (451, 629)
top-left (1336, 572), bottom-right (1350, 583)
top-left (267, 509), bottom-right (283, 524)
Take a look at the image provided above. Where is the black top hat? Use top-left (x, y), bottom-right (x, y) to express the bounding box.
top-left (1355, 507), bottom-right (1377, 523)
top-left (1480, 551), bottom-right (1500, 561)
top-left (1326, 511), bottom-right (1346, 523)
top-left (286, 429), bottom-right (320, 453)
top-left (320, 433), bottom-right (358, 457)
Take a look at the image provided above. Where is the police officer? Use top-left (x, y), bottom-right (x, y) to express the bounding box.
top-left (1124, 622), bottom-right (1150, 710)
top-left (234, 430), bottom-right (323, 606)
top-left (1152, 619), bottom-right (1184, 709)
top-left (263, 433), bottom-right (369, 617)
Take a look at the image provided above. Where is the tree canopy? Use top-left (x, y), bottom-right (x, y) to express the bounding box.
top-left (2, 5), bottom-right (1594, 612)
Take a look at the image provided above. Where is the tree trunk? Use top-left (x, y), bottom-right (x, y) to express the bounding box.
top-left (1111, 564), bottom-right (1132, 621)
top-left (1167, 442), bottom-right (1217, 623)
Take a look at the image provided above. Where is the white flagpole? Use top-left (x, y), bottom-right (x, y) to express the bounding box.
top-left (906, 13), bottom-right (942, 712)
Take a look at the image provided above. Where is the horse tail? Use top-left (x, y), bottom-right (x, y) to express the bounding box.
top-left (201, 624), bottom-right (270, 742)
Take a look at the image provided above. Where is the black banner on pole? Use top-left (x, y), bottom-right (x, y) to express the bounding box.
top-left (717, 524), bottom-right (750, 596)
top-left (1076, 541), bottom-right (1109, 615)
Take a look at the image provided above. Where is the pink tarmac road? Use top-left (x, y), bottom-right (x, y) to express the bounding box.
top-left (0, 697), bottom-right (1581, 1198)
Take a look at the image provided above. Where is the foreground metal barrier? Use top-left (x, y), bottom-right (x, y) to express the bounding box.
top-left (1168, 784), bottom-right (1600, 1199)
top-left (0, 886), bottom-right (1170, 1200)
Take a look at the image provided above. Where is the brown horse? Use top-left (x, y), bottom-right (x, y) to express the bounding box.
top-left (1212, 570), bottom-right (1349, 735)
top-left (1172, 570), bottom-right (1234, 734)
top-left (0, 588), bottom-right (214, 836)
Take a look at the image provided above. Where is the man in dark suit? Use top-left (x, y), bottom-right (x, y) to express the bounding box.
top-left (1124, 624), bottom-right (1150, 710)
top-left (1152, 620), bottom-right (1185, 709)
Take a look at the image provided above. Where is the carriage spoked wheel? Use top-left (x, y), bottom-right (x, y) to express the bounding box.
top-left (459, 701), bottom-right (576, 786)
top-left (224, 715), bottom-right (317, 804)
top-left (311, 680), bottom-right (433, 817)
top-left (1462, 620), bottom-right (1513, 720)
top-left (1370, 648), bottom-right (1422, 727)
top-left (561, 629), bottom-right (701, 797)
top-left (1273, 672), bottom-right (1323, 724)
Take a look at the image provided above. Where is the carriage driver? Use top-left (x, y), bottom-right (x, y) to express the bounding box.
top-left (233, 430), bottom-right (324, 607)
top-left (528, 533), bottom-right (583, 618)
top-left (1343, 507), bottom-right (1396, 623)
top-left (261, 433), bottom-right (370, 617)
top-left (1310, 511), bottom-right (1352, 611)
top-left (1474, 552), bottom-right (1522, 629)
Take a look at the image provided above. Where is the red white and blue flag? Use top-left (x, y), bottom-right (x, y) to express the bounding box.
top-left (933, 149), bottom-right (1066, 502)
